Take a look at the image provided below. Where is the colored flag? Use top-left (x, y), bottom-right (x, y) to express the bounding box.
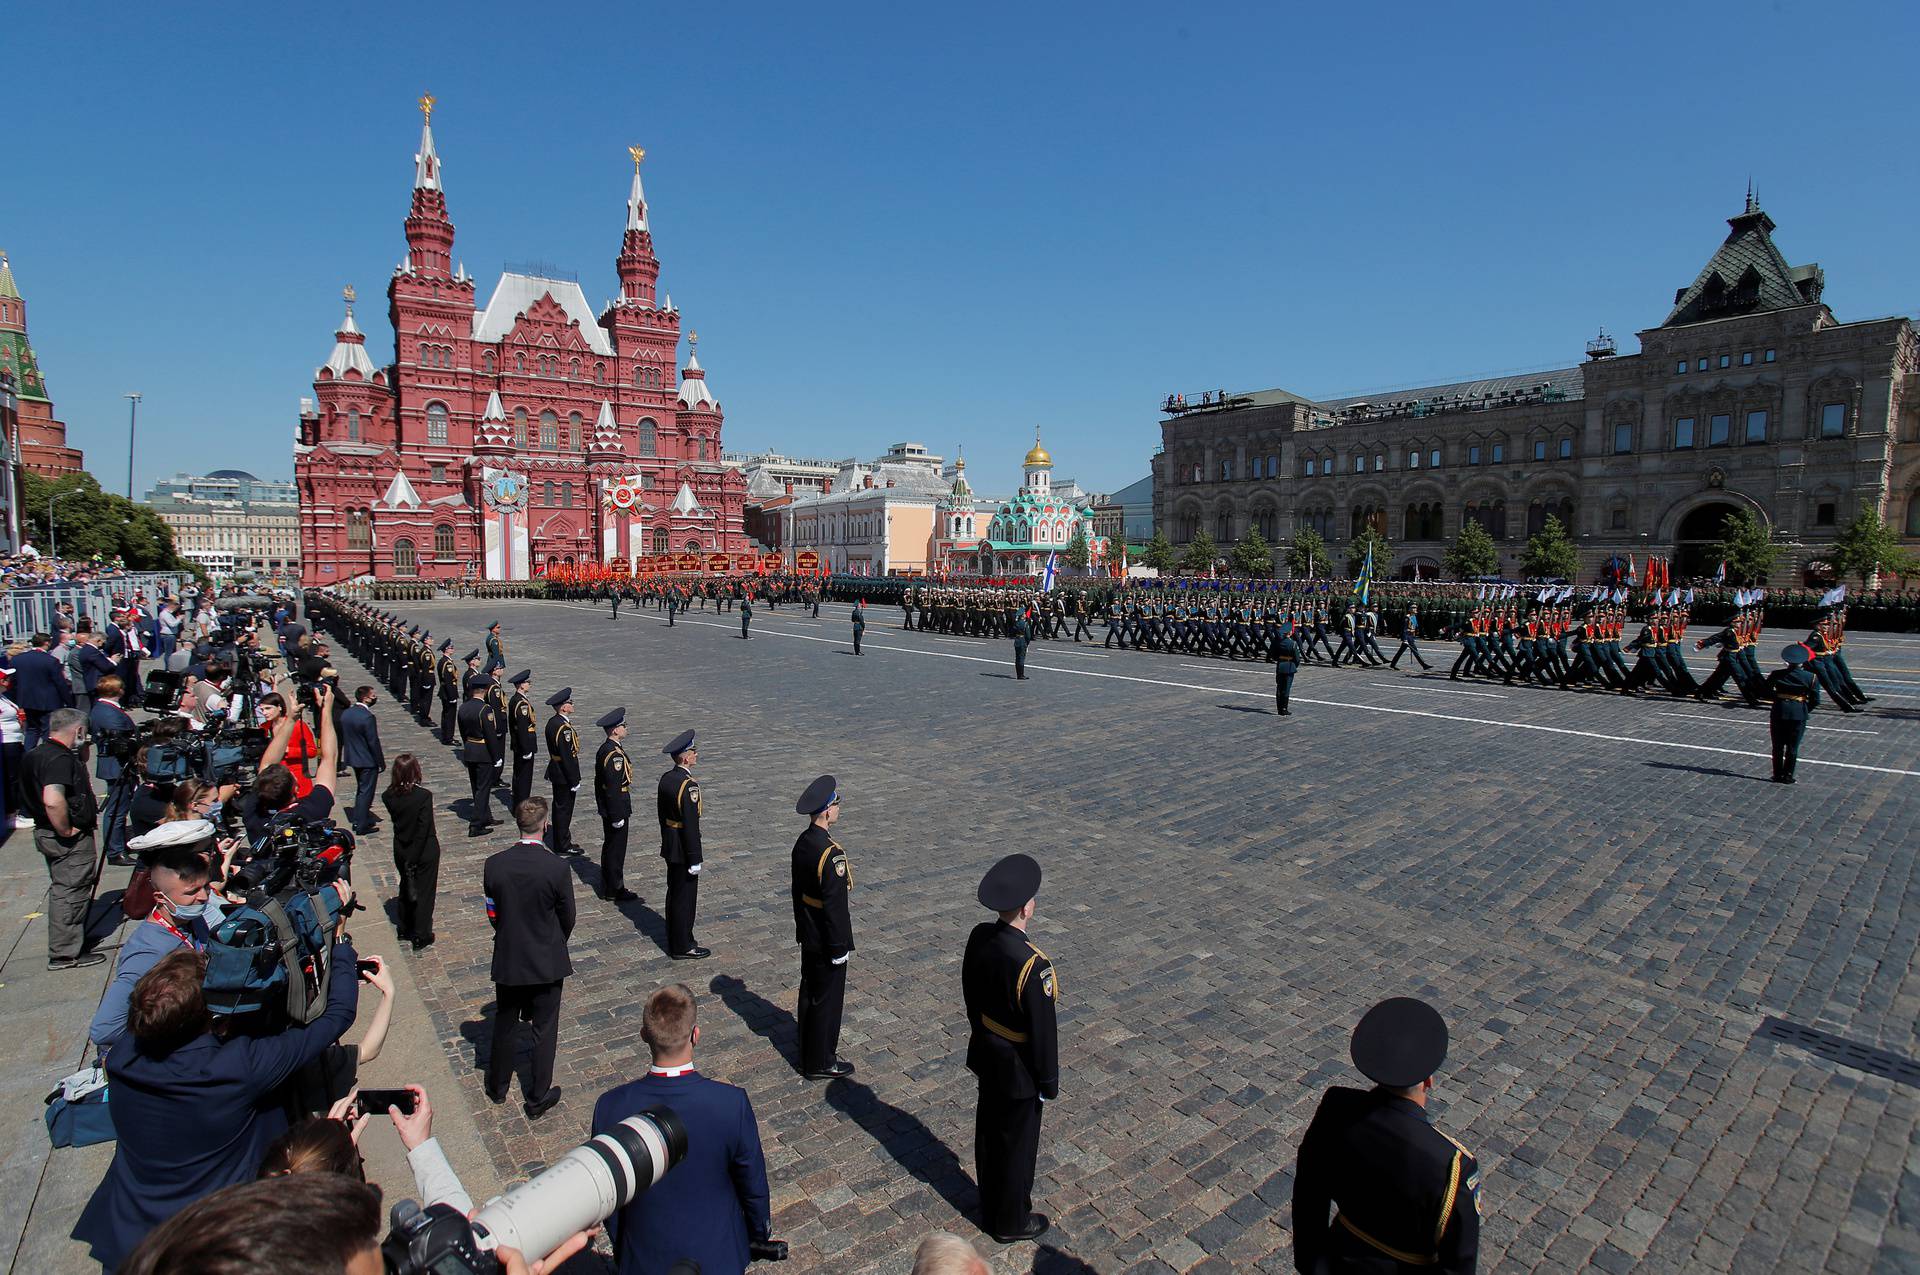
top-left (1041, 553), bottom-right (1058, 593)
top-left (1353, 544), bottom-right (1374, 606)
top-left (1713, 560), bottom-right (1726, 584)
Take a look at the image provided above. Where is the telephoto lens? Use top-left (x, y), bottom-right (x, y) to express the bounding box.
top-left (472, 1106), bottom-right (687, 1260)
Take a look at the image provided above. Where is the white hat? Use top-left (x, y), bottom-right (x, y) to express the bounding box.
top-left (127, 819), bottom-right (218, 852)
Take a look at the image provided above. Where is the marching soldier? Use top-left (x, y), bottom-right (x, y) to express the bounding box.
top-left (963, 854), bottom-right (1058, 1244)
top-left (483, 619), bottom-right (507, 675)
top-left (1767, 643), bottom-right (1821, 783)
top-left (508, 670), bottom-right (538, 810)
top-left (593, 708), bottom-right (639, 903)
top-left (436, 639), bottom-right (460, 745)
top-left (657, 730), bottom-right (708, 959)
top-left (792, 775), bottom-right (854, 1079)
top-left (456, 674), bottom-right (504, 837)
top-left (1293, 998), bottom-right (1480, 1274)
top-left (1389, 605), bottom-right (1432, 671)
top-left (544, 687), bottom-right (583, 855)
top-left (1274, 627), bottom-right (1299, 716)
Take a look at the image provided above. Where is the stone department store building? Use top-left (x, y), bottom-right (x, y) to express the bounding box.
top-left (1153, 197), bottom-right (1919, 583)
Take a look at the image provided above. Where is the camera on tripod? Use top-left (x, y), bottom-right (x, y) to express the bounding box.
top-left (227, 808), bottom-right (354, 897)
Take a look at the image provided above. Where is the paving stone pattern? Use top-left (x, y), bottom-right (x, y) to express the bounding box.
top-left (342, 597), bottom-right (1920, 1274)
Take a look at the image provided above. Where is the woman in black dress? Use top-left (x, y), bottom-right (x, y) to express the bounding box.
top-left (380, 754), bottom-right (440, 949)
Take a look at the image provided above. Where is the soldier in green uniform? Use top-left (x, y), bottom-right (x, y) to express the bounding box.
top-left (483, 619), bottom-right (506, 675)
top-left (963, 854), bottom-right (1058, 1244)
top-left (1767, 643), bottom-right (1821, 783)
top-left (740, 592), bottom-right (753, 640)
top-left (657, 729), bottom-right (707, 959)
top-left (593, 708), bottom-right (639, 903)
top-left (507, 670), bottom-right (538, 811)
top-left (456, 673), bottom-right (504, 837)
top-left (544, 687), bottom-right (583, 855)
top-left (851, 598), bottom-right (866, 655)
top-left (1293, 997), bottom-right (1480, 1274)
top-left (791, 775), bottom-right (854, 1079)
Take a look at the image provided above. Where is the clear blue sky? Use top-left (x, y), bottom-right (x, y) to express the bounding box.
top-left (10, 1), bottom-right (1915, 501)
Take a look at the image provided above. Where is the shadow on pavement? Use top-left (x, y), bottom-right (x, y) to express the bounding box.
top-left (823, 1076), bottom-right (979, 1224)
top-left (562, 856), bottom-right (669, 955)
top-left (1216, 703), bottom-right (1271, 715)
top-left (1642, 760), bottom-right (1769, 782)
top-left (1032, 1246), bottom-right (1101, 1273)
top-left (707, 974), bottom-right (802, 1072)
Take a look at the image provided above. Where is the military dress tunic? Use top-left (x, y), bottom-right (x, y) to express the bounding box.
top-left (456, 698), bottom-right (504, 833)
top-left (1766, 665), bottom-right (1821, 781)
top-left (657, 764), bottom-right (704, 954)
top-left (963, 919), bottom-right (1059, 1237)
top-left (509, 690), bottom-right (539, 810)
top-left (791, 824), bottom-right (853, 1072)
top-left (545, 712), bottom-right (581, 851)
top-left (594, 738), bottom-right (633, 896)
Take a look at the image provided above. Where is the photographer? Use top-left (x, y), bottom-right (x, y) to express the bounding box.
top-left (22, 707), bottom-right (102, 971)
top-left (259, 691), bottom-right (320, 798)
top-left (89, 821), bottom-right (226, 1054)
top-left (116, 1173), bottom-right (589, 1275)
top-left (89, 673), bottom-right (138, 862)
top-left (71, 921), bottom-right (364, 1270)
top-left (261, 1084), bottom-right (474, 1216)
top-left (245, 682), bottom-right (340, 844)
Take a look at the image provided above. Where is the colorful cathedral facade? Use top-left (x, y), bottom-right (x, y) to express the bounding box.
top-left (295, 98), bottom-right (748, 585)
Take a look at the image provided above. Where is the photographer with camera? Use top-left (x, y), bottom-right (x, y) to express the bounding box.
top-left (259, 691), bottom-right (321, 798)
top-left (71, 907), bottom-right (366, 1270)
top-left (245, 681), bottom-right (341, 844)
top-left (89, 821), bottom-right (226, 1054)
top-left (261, 1083), bottom-right (474, 1217)
top-left (591, 983), bottom-right (781, 1275)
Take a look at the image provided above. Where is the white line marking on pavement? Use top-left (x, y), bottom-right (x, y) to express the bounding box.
top-left (1366, 682), bottom-right (1509, 700)
top-left (1180, 663), bottom-right (1262, 674)
top-left (1652, 711), bottom-right (1879, 736)
top-left (536, 602), bottom-right (1920, 777)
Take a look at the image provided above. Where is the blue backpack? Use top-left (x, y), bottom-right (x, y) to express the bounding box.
top-left (204, 883), bottom-right (346, 1021)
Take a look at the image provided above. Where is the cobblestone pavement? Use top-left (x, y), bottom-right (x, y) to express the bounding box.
top-left (348, 597), bottom-right (1920, 1274)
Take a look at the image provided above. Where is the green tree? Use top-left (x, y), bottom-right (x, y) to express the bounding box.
top-left (22, 471), bottom-right (193, 572)
top-left (1346, 526), bottom-right (1394, 578)
top-left (1064, 524), bottom-right (1091, 571)
top-left (1708, 507), bottom-right (1780, 585)
top-left (1142, 530), bottom-right (1175, 573)
top-left (1229, 528), bottom-right (1273, 577)
top-left (1286, 527), bottom-right (1327, 578)
top-left (1444, 519), bottom-right (1499, 579)
top-left (1180, 530), bottom-right (1218, 575)
top-left (1521, 514), bottom-right (1580, 581)
top-left (1828, 509), bottom-right (1908, 588)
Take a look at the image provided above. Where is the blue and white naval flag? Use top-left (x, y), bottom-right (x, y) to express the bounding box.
top-left (1818, 583), bottom-right (1847, 607)
top-left (1041, 552), bottom-right (1058, 593)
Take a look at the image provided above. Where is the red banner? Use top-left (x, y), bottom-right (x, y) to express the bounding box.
top-left (796, 550), bottom-right (820, 572)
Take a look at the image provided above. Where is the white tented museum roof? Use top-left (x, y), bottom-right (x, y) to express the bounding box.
top-left (472, 272), bottom-right (615, 356)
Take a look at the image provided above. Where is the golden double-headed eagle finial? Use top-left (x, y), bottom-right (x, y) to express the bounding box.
top-left (688, 332), bottom-right (698, 347)
top-left (418, 93), bottom-right (436, 122)
top-left (343, 284), bottom-right (356, 305)
top-left (629, 145), bottom-right (646, 170)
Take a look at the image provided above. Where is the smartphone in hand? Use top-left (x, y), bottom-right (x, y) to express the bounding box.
top-left (355, 1088), bottom-right (417, 1117)
top-left (355, 958), bottom-right (380, 978)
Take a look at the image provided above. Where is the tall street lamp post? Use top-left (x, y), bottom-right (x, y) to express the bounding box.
top-left (125, 392), bottom-right (142, 499)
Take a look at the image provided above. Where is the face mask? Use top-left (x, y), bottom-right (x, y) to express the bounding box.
top-left (161, 891), bottom-right (208, 921)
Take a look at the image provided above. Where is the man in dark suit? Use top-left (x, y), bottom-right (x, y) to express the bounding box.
top-left (657, 730), bottom-right (707, 959)
top-left (11, 633), bottom-right (74, 748)
top-left (103, 609), bottom-right (144, 695)
top-left (544, 687), bottom-right (582, 855)
top-left (339, 686), bottom-right (385, 836)
top-left (482, 797), bottom-right (574, 1120)
top-left (88, 675), bottom-right (139, 865)
top-left (591, 984), bottom-right (781, 1275)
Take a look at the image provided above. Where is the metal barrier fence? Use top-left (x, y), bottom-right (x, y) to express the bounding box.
top-left (2, 573), bottom-right (192, 645)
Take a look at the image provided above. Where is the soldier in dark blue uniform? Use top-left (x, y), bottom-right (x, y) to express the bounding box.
top-left (1293, 997), bottom-right (1480, 1274)
top-left (456, 674), bottom-right (504, 837)
top-left (593, 708), bottom-right (639, 903)
top-left (791, 775), bottom-right (854, 1079)
top-left (1766, 644), bottom-right (1821, 783)
top-left (1389, 605), bottom-right (1432, 671)
top-left (739, 592), bottom-right (753, 639)
top-left (852, 598), bottom-right (866, 655)
top-left (1274, 630), bottom-right (1299, 716)
top-left (963, 854), bottom-right (1059, 1244)
top-left (507, 670), bottom-right (538, 811)
top-left (435, 639), bottom-right (460, 745)
top-left (658, 729), bottom-right (708, 959)
top-left (544, 687), bottom-right (583, 855)
top-left (1011, 608), bottom-right (1031, 680)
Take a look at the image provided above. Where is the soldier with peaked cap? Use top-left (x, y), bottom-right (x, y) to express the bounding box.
top-left (483, 619), bottom-right (506, 675)
top-left (593, 708), bottom-right (638, 902)
top-left (658, 729), bottom-right (708, 959)
top-left (1293, 997), bottom-right (1480, 1274)
top-left (963, 853), bottom-right (1058, 1244)
top-left (436, 639), bottom-right (461, 745)
top-left (507, 670), bottom-right (538, 810)
top-left (1766, 643), bottom-right (1821, 783)
top-left (791, 775), bottom-right (853, 1079)
top-left (457, 673), bottom-right (505, 837)
top-left (411, 628), bottom-right (435, 719)
top-left (544, 687), bottom-right (583, 854)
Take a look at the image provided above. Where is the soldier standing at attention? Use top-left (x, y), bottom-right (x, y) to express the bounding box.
top-left (1274, 628), bottom-right (1300, 716)
top-left (1012, 608), bottom-right (1031, 680)
top-left (658, 730), bottom-right (709, 960)
top-left (594, 708), bottom-right (639, 903)
top-left (483, 619), bottom-right (506, 675)
top-left (852, 598), bottom-right (866, 655)
top-left (457, 674), bottom-right (504, 837)
top-left (507, 670), bottom-right (538, 812)
top-left (1293, 998), bottom-right (1480, 1274)
top-left (435, 639), bottom-right (460, 746)
top-left (544, 687), bottom-right (583, 855)
top-left (740, 592), bottom-right (754, 640)
top-left (964, 854), bottom-right (1058, 1245)
top-left (791, 775), bottom-right (854, 1080)
top-left (1766, 643), bottom-right (1821, 783)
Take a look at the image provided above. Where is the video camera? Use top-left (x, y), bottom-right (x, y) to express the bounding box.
top-left (139, 714), bottom-right (270, 788)
top-left (382, 1106), bottom-right (790, 1274)
top-left (202, 811), bottom-right (356, 1022)
top-left (228, 807), bottom-right (354, 897)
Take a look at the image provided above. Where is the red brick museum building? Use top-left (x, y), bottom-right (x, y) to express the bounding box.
top-left (295, 99), bottom-right (748, 585)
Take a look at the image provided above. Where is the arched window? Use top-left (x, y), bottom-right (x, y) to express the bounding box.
top-left (512, 408), bottom-right (528, 447)
top-left (569, 358), bottom-right (580, 379)
top-left (1253, 505), bottom-right (1278, 540)
top-left (345, 509), bottom-right (371, 549)
top-left (434, 524), bottom-right (455, 558)
top-left (539, 411), bottom-right (559, 449)
top-left (638, 418), bottom-right (658, 457)
top-left (697, 437), bottom-right (709, 462)
top-left (542, 480), bottom-right (555, 505)
top-left (1216, 510), bottom-right (1233, 542)
top-left (568, 411), bottom-right (583, 450)
top-left (393, 537), bottom-right (417, 576)
top-left (346, 408), bottom-right (361, 441)
top-left (425, 401), bottom-right (449, 444)
top-left (595, 362), bottom-right (605, 384)
top-left (515, 352), bottom-right (525, 374)
top-left (1268, 454), bottom-right (1279, 476)
top-left (561, 481), bottom-right (573, 508)
top-left (634, 366), bottom-right (645, 388)
top-left (483, 351), bottom-right (495, 375)
top-left (652, 528), bottom-right (669, 554)
top-left (1250, 456), bottom-right (1263, 480)
top-left (1907, 492), bottom-right (1920, 536)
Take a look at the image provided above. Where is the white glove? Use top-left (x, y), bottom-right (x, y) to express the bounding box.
top-left (571, 784), bottom-right (580, 793)
top-left (520, 752), bottom-right (534, 760)
top-left (688, 864), bottom-right (703, 876)
top-left (830, 953), bottom-right (849, 966)
top-left (612, 820), bottom-right (626, 829)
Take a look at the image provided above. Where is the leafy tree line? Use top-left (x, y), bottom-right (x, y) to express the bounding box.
top-left (21, 471), bottom-right (195, 572)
